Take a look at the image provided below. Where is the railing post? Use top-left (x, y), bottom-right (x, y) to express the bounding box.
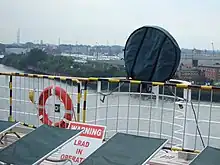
top-left (97, 81), bottom-right (101, 108)
top-left (77, 82), bottom-right (81, 122)
top-left (82, 81), bottom-right (88, 123)
top-left (152, 85), bottom-right (159, 107)
top-left (183, 88), bottom-right (191, 102)
top-left (8, 75), bottom-right (13, 122)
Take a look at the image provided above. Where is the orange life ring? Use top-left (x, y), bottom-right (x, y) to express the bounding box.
top-left (38, 85), bottom-right (75, 128)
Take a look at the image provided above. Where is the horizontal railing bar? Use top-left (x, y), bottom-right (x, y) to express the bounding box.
top-left (0, 72), bottom-right (219, 90)
top-left (87, 117), bottom-right (184, 128)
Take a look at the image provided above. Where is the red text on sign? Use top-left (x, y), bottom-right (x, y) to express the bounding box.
top-left (74, 139), bottom-right (90, 147)
top-left (76, 148), bottom-right (83, 155)
top-left (60, 154), bottom-right (84, 163)
top-left (68, 122), bottom-right (105, 139)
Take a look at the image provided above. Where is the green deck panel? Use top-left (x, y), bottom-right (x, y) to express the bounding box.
top-left (0, 120), bottom-right (19, 134)
top-left (190, 146), bottom-right (220, 165)
top-left (80, 132), bottom-right (168, 165)
top-left (0, 124), bottom-right (82, 165)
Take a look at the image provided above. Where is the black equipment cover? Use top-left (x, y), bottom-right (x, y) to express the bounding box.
top-left (124, 26), bottom-right (181, 82)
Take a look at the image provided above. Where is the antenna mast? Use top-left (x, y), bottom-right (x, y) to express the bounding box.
top-left (17, 28), bottom-right (20, 44)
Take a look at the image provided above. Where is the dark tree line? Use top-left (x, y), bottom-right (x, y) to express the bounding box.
top-left (1, 48), bottom-right (126, 77)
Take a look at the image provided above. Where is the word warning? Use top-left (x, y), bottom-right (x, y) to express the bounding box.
top-left (59, 122), bottom-right (106, 164)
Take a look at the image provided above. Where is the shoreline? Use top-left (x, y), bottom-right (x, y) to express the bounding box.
top-left (1, 64), bottom-right (220, 103)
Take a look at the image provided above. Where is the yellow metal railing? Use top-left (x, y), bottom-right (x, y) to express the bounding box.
top-left (0, 72), bottom-right (220, 153)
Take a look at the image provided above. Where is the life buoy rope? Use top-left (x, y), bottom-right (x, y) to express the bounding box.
top-left (38, 85), bottom-right (76, 128)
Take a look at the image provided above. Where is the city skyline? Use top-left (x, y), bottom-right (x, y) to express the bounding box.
top-left (3, 29), bottom-right (220, 51)
top-left (0, 0), bottom-right (220, 49)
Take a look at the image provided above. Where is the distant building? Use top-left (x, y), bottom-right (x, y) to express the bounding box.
top-left (177, 68), bottom-right (200, 80)
top-left (5, 48), bottom-right (27, 55)
top-left (0, 44), bottom-right (5, 54)
top-left (25, 42), bottom-right (35, 49)
top-left (198, 65), bottom-right (220, 81)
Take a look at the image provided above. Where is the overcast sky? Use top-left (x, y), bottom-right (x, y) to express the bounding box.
top-left (0, 0), bottom-right (219, 49)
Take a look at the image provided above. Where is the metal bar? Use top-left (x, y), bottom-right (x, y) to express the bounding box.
top-left (116, 82), bottom-right (121, 132)
top-left (137, 84), bottom-right (142, 135)
top-left (19, 77), bottom-right (22, 123)
top-left (105, 82), bottom-right (110, 128)
top-left (162, 146), bottom-right (200, 153)
top-left (65, 80), bottom-right (68, 128)
top-left (159, 86), bottom-right (165, 139)
top-left (58, 78), bottom-right (62, 127)
top-left (14, 76), bottom-right (17, 121)
top-left (37, 77), bottom-right (40, 126)
top-left (0, 122), bottom-right (20, 135)
top-left (207, 90), bottom-right (213, 146)
top-left (148, 87), bottom-right (153, 137)
top-left (77, 82), bottom-right (81, 122)
top-left (28, 77), bottom-right (31, 124)
top-left (18, 122), bottom-right (37, 129)
top-left (0, 72), bottom-right (219, 90)
top-left (94, 81), bottom-right (98, 125)
top-left (82, 81), bottom-right (88, 123)
top-left (170, 87), bottom-right (177, 148)
top-left (23, 77), bottom-right (26, 124)
top-left (8, 75), bottom-right (13, 122)
top-left (53, 78), bottom-right (56, 125)
top-left (194, 89), bottom-right (201, 150)
top-left (182, 88), bottom-right (189, 149)
top-left (126, 83), bottom-right (131, 134)
top-left (71, 80), bottom-right (76, 122)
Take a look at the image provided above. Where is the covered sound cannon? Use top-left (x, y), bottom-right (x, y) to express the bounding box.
top-left (124, 26), bottom-right (181, 84)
